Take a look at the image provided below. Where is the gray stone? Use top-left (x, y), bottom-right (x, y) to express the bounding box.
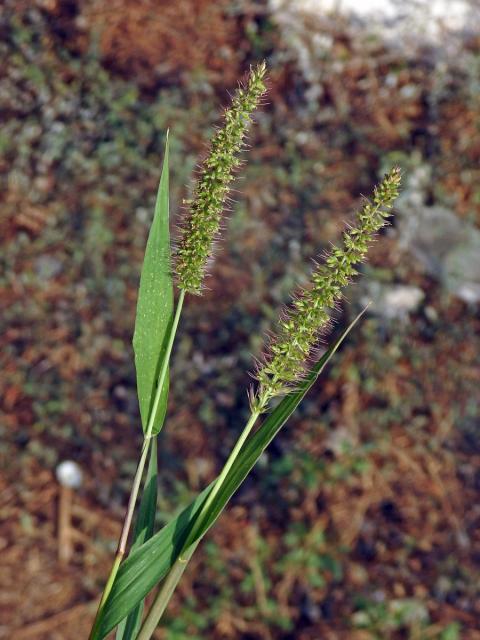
top-left (444, 243), bottom-right (480, 304)
top-left (363, 282), bottom-right (425, 320)
top-left (396, 169), bottom-right (480, 304)
top-left (35, 255), bottom-right (63, 280)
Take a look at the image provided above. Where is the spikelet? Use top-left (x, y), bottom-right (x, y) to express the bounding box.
top-left (175, 62), bottom-right (267, 294)
top-left (252, 168), bottom-right (401, 412)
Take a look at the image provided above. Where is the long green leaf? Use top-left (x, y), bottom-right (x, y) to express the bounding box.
top-left (132, 135), bottom-right (173, 435)
top-left (95, 309), bottom-right (366, 638)
top-left (116, 439), bottom-right (158, 640)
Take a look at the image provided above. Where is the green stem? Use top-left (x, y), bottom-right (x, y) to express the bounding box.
top-left (99, 553), bottom-right (122, 610)
top-left (137, 409), bottom-right (261, 639)
top-left (88, 290), bottom-right (186, 640)
top-left (136, 542), bottom-right (199, 640)
top-left (182, 409), bottom-right (260, 552)
top-left (145, 289), bottom-right (185, 440)
top-left (89, 439), bottom-right (152, 640)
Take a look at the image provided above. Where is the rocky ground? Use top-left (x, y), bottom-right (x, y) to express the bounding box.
top-left (1, 1), bottom-right (479, 638)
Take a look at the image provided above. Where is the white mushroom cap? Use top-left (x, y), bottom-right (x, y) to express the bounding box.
top-left (56, 460), bottom-right (83, 489)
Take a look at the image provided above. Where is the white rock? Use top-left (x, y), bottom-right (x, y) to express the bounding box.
top-left (270, 0), bottom-right (478, 50)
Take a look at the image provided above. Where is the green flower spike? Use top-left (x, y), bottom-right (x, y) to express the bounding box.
top-left (252, 167), bottom-right (401, 412)
top-left (175, 62), bottom-right (267, 294)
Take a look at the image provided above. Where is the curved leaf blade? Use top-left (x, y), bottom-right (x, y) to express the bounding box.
top-left (96, 310), bottom-right (366, 638)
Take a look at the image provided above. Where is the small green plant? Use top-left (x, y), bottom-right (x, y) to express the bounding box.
top-left (352, 596), bottom-right (461, 639)
top-left (88, 63), bottom-right (401, 639)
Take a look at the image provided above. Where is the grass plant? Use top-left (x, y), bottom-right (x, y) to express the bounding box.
top-left (88, 63), bottom-right (401, 640)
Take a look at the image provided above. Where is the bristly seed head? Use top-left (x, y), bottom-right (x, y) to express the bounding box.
top-left (175, 62), bottom-right (267, 294)
top-left (252, 167), bottom-right (401, 413)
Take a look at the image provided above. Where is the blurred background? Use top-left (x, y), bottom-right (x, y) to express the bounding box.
top-left (1, 0), bottom-right (479, 638)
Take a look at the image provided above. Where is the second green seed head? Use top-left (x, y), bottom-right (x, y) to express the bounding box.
top-left (252, 168), bottom-right (401, 412)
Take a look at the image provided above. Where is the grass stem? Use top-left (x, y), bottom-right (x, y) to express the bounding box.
top-left (88, 290), bottom-right (186, 639)
top-left (145, 289), bottom-right (185, 440)
top-left (137, 409), bottom-right (261, 638)
top-left (182, 408), bottom-right (260, 552)
top-left (136, 542), bottom-right (199, 640)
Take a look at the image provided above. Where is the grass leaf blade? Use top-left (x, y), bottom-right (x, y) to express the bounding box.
top-left (132, 135), bottom-right (173, 435)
